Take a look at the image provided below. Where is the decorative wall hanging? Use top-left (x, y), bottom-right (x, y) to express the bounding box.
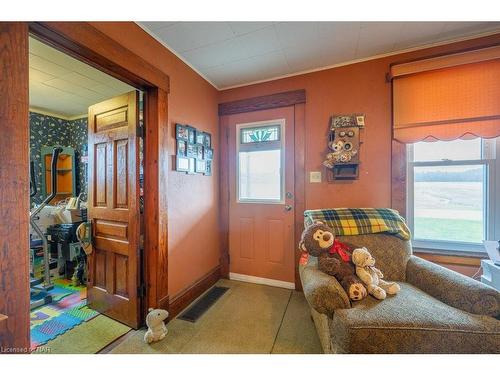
top-left (323, 114), bottom-right (365, 180)
top-left (175, 123), bottom-right (213, 176)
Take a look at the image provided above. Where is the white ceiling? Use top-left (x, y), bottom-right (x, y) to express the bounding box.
top-left (29, 37), bottom-right (134, 119)
top-left (139, 21), bottom-right (500, 89)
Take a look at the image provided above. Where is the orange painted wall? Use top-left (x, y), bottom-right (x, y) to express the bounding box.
top-left (87, 24), bottom-right (500, 296)
top-left (90, 22), bottom-right (220, 298)
top-left (218, 33), bottom-right (500, 211)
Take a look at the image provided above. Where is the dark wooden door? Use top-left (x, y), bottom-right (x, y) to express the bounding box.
top-left (87, 91), bottom-right (141, 329)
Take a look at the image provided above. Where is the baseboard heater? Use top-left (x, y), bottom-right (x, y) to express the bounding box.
top-left (177, 286), bottom-right (229, 323)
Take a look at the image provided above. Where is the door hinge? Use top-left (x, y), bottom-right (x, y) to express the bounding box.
top-left (136, 124), bottom-right (145, 139)
top-left (137, 284), bottom-right (146, 298)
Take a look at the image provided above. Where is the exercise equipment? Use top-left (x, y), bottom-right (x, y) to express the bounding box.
top-left (30, 147), bottom-right (63, 310)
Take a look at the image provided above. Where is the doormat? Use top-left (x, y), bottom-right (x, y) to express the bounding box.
top-left (30, 280), bottom-right (98, 351)
top-left (178, 286), bottom-right (229, 323)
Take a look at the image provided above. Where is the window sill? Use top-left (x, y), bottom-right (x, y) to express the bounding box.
top-left (413, 246), bottom-right (488, 259)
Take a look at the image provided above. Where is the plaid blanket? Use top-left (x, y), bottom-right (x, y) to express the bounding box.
top-left (304, 208), bottom-right (411, 240)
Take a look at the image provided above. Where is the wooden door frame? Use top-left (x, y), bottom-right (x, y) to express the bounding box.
top-left (218, 90), bottom-right (306, 290)
top-left (0, 22), bottom-right (31, 352)
top-left (1, 22), bottom-right (169, 349)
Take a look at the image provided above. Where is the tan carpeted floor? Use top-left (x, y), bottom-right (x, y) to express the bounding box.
top-left (109, 279), bottom-right (322, 354)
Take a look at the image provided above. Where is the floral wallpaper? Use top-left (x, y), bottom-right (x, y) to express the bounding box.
top-left (30, 112), bottom-right (88, 205)
top-left (70, 117), bottom-right (89, 200)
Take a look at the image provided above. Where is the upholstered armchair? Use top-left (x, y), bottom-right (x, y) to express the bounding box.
top-left (300, 232), bottom-right (500, 354)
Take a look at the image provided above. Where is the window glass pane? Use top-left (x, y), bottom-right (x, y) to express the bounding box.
top-left (241, 125), bottom-right (280, 144)
top-left (414, 164), bottom-right (485, 243)
top-left (413, 138), bottom-right (481, 162)
top-left (239, 150), bottom-right (281, 201)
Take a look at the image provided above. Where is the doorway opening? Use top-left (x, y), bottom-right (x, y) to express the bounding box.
top-left (28, 36), bottom-right (143, 352)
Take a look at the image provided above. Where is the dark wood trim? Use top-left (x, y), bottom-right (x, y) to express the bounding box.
top-left (391, 139), bottom-right (407, 218)
top-left (219, 119), bottom-right (230, 278)
top-left (218, 90), bottom-right (307, 290)
top-left (168, 266), bottom-right (221, 319)
top-left (0, 22), bottom-right (31, 352)
top-left (388, 34), bottom-right (500, 72)
top-left (29, 22), bottom-right (170, 92)
top-left (415, 252), bottom-right (484, 267)
top-left (218, 89), bottom-right (306, 116)
top-left (143, 87), bottom-right (170, 315)
top-left (414, 247), bottom-right (486, 259)
top-left (415, 252), bottom-right (484, 278)
top-left (293, 103), bottom-right (306, 291)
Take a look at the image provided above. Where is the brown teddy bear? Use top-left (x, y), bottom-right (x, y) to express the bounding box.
top-left (300, 221), bottom-right (367, 301)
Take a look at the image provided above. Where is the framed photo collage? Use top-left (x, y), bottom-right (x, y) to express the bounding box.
top-left (175, 123), bottom-right (213, 176)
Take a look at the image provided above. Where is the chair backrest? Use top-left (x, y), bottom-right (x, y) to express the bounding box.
top-left (338, 234), bottom-right (412, 281)
top-left (303, 208), bottom-right (412, 281)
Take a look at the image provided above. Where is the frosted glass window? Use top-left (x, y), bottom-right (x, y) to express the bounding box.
top-left (238, 150), bottom-right (282, 201)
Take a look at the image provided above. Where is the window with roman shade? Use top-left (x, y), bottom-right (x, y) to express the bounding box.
top-left (391, 45), bottom-right (500, 143)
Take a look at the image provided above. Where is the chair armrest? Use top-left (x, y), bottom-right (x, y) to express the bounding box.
top-left (299, 257), bottom-right (351, 318)
top-left (406, 255), bottom-right (500, 317)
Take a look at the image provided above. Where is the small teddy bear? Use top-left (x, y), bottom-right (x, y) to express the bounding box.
top-left (144, 308), bottom-right (169, 344)
top-left (352, 247), bottom-right (400, 300)
top-left (300, 221), bottom-right (367, 301)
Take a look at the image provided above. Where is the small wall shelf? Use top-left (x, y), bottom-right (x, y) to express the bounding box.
top-left (41, 146), bottom-right (77, 203)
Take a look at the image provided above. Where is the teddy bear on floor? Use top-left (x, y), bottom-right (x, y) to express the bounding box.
top-left (300, 221), bottom-right (367, 301)
top-left (352, 247), bottom-right (400, 300)
top-left (144, 308), bottom-right (169, 344)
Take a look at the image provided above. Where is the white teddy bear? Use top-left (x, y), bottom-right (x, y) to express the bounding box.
top-left (144, 308), bottom-right (169, 344)
top-left (352, 247), bottom-right (400, 300)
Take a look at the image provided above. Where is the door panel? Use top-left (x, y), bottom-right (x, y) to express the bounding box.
top-left (228, 107), bottom-right (295, 284)
top-left (267, 219), bottom-right (284, 264)
top-left (239, 217), bottom-right (255, 259)
top-left (87, 91), bottom-right (141, 329)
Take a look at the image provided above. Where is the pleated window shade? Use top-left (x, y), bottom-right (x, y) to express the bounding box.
top-left (391, 46), bottom-right (500, 143)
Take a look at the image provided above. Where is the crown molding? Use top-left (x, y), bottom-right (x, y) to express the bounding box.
top-left (219, 29), bottom-right (500, 90)
top-left (136, 23), bottom-right (500, 92)
top-left (29, 107), bottom-right (87, 121)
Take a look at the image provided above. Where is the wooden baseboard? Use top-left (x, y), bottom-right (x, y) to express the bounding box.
top-left (168, 265), bottom-right (221, 320)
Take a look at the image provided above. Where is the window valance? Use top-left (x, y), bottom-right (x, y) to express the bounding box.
top-left (391, 46), bottom-right (500, 143)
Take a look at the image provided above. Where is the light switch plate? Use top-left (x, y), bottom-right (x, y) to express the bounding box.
top-left (310, 171), bottom-right (322, 183)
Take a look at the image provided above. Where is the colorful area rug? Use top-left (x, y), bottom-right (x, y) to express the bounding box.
top-left (30, 279), bottom-right (98, 351)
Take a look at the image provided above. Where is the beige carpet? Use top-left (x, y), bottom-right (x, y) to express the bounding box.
top-left (34, 315), bottom-right (131, 354)
top-left (109, 279), bottom-right (322, 354)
